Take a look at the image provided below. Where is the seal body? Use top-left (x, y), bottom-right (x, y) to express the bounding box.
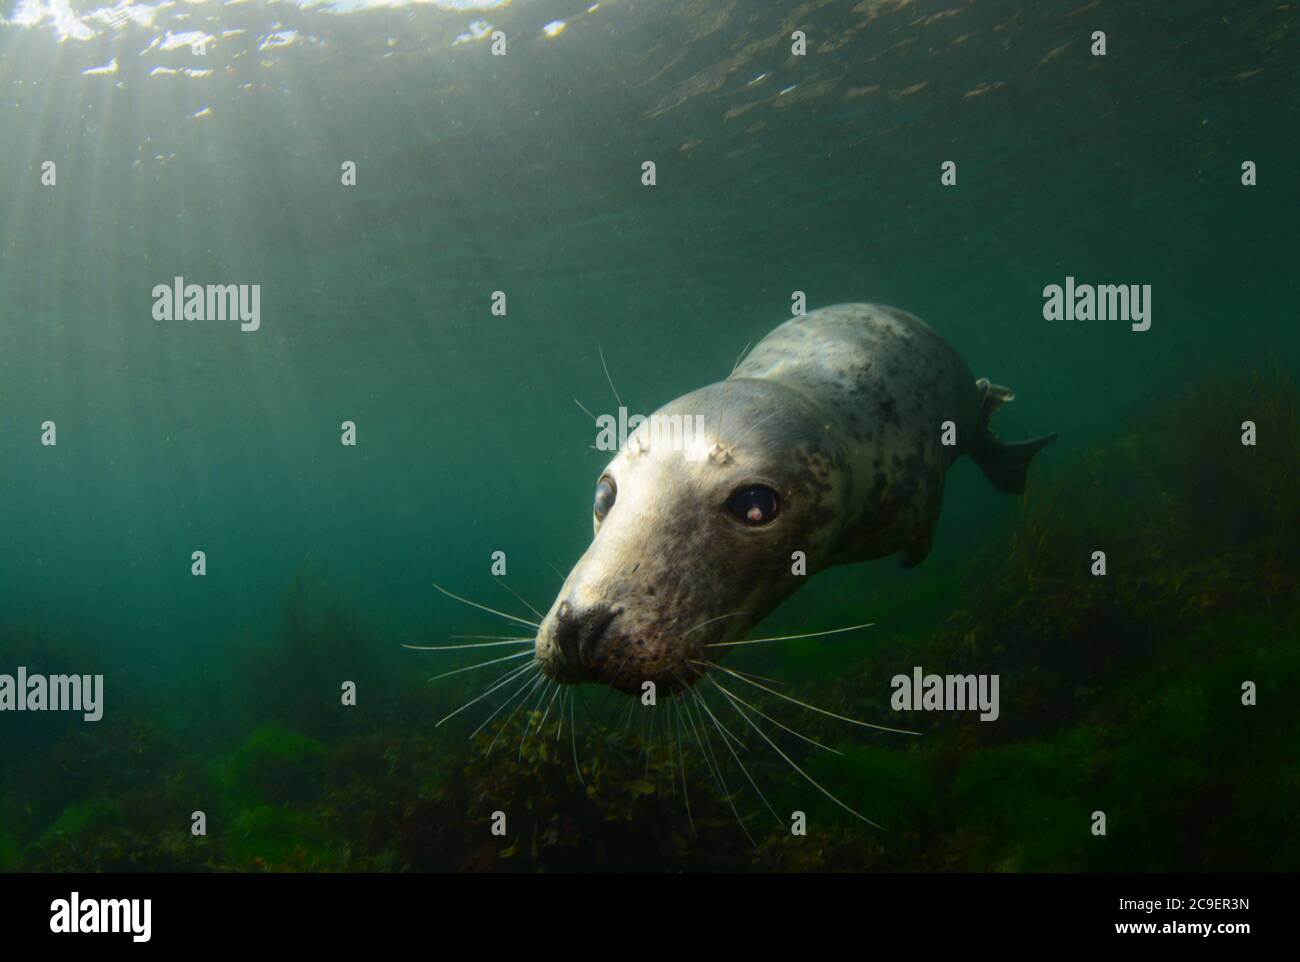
top-left (535, 303), bottom-right (1055, 694)
top-left (731, 303), bottom-right (978, 569)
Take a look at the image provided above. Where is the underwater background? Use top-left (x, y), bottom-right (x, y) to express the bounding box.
top-left (0, 0), bottom-right (1296, 872)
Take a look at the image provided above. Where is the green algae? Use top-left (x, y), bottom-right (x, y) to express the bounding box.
top-left (0, 831), bottom-right (21, 871)
top-left (225, 805), bottom-right (338, 870)
top-left (226, 726), bottom-right (328, 808)
top-left (39, 797), bottom-right (126, 844)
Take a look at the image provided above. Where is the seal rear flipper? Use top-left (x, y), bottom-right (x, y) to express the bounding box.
top-left (971, 432), bottom-right (1058, 495)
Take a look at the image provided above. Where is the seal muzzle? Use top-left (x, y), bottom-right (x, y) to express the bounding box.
top-left (550, 601), bottom-right (619, 680)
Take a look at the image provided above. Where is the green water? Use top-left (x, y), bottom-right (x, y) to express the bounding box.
top-left (0, 0), bottom-right (1296, 871)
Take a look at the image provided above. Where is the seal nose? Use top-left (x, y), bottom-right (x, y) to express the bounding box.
top-left (553, 601), bottom-right (618, 671)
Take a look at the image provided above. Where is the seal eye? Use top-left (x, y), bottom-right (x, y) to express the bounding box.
top-left (594, 475), bottom-right (617, 523)
top-left (726, 484), bottom-right (780, 526)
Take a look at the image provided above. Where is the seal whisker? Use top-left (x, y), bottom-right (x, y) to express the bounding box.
top-left (643, 701), bottom-right (656, 780)
top-left (573, 397), bottom-right (599, 423)
top-left (433, 582), bottom-right (541, 630)
top-left (707, 622), bottom-right (876, 648)
top-left (519, 679), bottom-right (555, 758)
top-left (435, 659), bottom-right (535, 728)
top-left (730, 340), bottom-right (753, 376)
top-left (682, 610), bottom-right (748, 636)
top-left (689, 658), bottom-right (786, 687)
top-left (671, 700), bottom-right (697, 836)
top-left (493, 579), bottom-right (546, 622)
top-left (682, 689), bottom-right (757, 848)
top-left (677, 688), bottom-right (722, 795)
top-left (597, 345), bottom-right (624, 409)
top-left (690, 686), bottom-right (747, 753)
top-left (568, 690), bottom-right (584, 784)
top-left (450, 634), bottom-right (537, 641)
top-left (482, 672), bottom-right (544, 752)
top-left (426, 648), bottom-right (533, 682)
top-left (488, 670), bottom-right (543, 743)
top-left (619, 695), bottom-right (639, 740)
top-left (702, 673), bottom-right (841, 755)
top-left (555, 688), bottom-right (568, 743)
top-left (539, 681), bottom-right (562, 735)
top-left (659, 713), bottom-right (674, 798)
top-left (661, 706), bottom-right (675, 798)
top-left (405, 637), bottom-right (535, 651)
top-left (714, 680), bottom-right (885, 831)
top-left (707, 662), bottom-right (921, 736)
top-left (691, 686), bottom-right (783, 832)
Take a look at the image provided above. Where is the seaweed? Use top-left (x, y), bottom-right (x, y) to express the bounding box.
top-left (224, 557), bottom-right (415, 742)
top-left (226, 726), bottom-right (328, 807)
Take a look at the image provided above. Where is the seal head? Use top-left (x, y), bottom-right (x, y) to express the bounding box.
top-left (535, 377), bottom-right (849, 694)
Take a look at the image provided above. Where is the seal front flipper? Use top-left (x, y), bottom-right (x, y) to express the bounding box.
top-left (971, 377), bottom-right (1057, 495)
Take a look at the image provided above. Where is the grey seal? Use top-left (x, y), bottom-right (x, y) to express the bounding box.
top-left (535, 303), bottom-right (1056, 694)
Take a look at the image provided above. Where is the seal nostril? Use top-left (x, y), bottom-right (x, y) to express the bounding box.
top-left (580, 606), bottom-right (618, 667)
top-left (553, 602), bottom-right (619, 671)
